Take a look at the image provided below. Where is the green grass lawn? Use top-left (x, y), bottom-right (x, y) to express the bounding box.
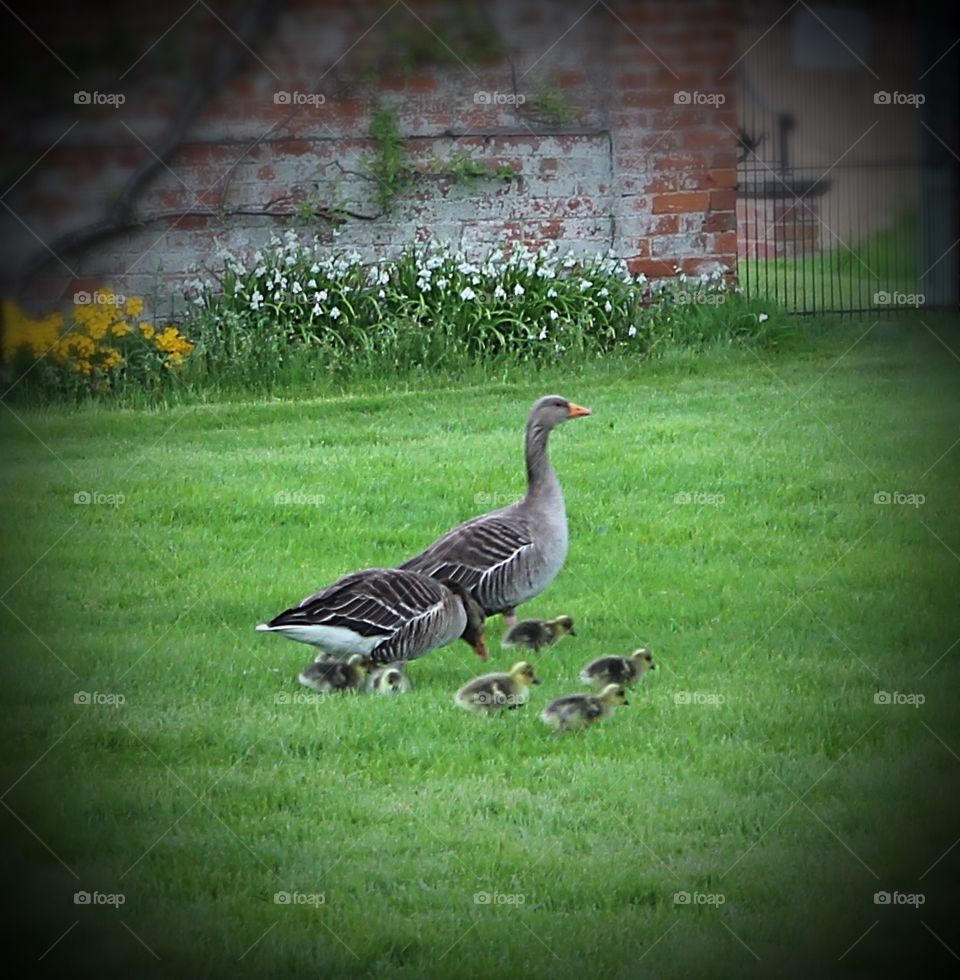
top-left (2, 317), bottom-right (959, 978)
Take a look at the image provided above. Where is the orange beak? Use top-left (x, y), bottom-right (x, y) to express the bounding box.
top-left (474, 640), bottom-right (489, 661)
top-left (567, 402), bottom-right (592, 418)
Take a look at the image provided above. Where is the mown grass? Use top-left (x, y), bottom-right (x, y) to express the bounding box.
top-left (1, 315), bottom-right (959, 978)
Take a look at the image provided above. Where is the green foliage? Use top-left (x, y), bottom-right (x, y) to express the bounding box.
top-left (367, 105), bottom-right (416, 215)
top-left (528, 84), bottom-right (578, 124)
top-left (181, 233), bottom-right (774, 397)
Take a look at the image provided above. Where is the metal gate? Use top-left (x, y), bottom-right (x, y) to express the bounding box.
top-left (734, 3), bottom-right (958, 315)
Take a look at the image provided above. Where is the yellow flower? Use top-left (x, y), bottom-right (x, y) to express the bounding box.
top-left (2, 301), bottom-right (64, 359)
top-left (139, 322), bottom-right (155, 339)
top-left (110, 320), bottom-right (133, 337)
top-left (124, 297), bottom-right (144, 317)
top-left (100, 347), bottom-right (123, 370)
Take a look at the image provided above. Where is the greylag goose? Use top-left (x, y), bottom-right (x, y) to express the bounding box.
top-left (256, 568), bottom-right (487, 663)
top-left (539, 683), bottom-right (629, 733)
top-left (580, 649), bottom-right (655, 689)
top-left (401, 395), bottom-right (591, 624)
top-left (298, 653), bottom-right (367, 693)
top-left (503, 614), bottom-right (575, 652)
top-left (365, 666), bottom-right (412, 695)
top-left (454, 661), bottom-right (541, 714)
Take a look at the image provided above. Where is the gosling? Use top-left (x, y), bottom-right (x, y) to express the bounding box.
top-left (365, 666), bottom-right (411, 695)
top-left (580, 648), bottom-right (655, 690)
top-left (454, 661), bottom-right (541, 715)
top-left (297, 653), bottom-right (367, 693)
top-left (502, 615), bottom-right (576, 652)
top-left (539, 684), bottom-right (629, 734)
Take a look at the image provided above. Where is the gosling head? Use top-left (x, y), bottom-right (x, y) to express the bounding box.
top-left (550, 614), bottom-right (576, 637)
top-left (509, 661), bottom-right (542, 686)
top-left (631, 648), bottom-right (655, 674)
top-left (599, 683), bottom-right (629, 707)
top-left (378, 667), bottom-right (410, 693)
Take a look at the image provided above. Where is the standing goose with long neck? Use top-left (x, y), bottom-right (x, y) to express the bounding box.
top-left (401, 395), bottom-right (591, 624)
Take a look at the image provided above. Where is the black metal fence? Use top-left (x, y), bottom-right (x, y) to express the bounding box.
top-left (735, 5), bottom-right (958, 315)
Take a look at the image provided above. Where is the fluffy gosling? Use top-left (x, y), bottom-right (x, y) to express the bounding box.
top-left (580, 648), bottom-right (655, 690)
top-left (502, 615), bottom-right (576, 652)
top-left (297, 653), bottom-right (367, 693)
top-left (454, 661), bottom-right (541, 714)
top-left (539, 683), bottom-right (629, 734)
top-left (365, 666), bottom-right (412, 695)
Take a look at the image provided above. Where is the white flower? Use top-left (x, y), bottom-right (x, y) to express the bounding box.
top-left (549, 309), bottom-right (559, 320)
top-left (436, 278), bottom-right (448, 289)
top-left (250, 290), bottom-right (263, 311)
top-left (315, 290), bottom-right (328, 302)
top-left (513, 283), bottom-right (525, 297)
top-left (234, 281), bottom-right (245, 295)
top-left (254, 265), bottom-right (267, 277)
top-left (310, 263), bottom-right (320, 274)
top-left (291, 282), bottom-right (302, 294)
top-left (329, 306), bottom-right (341, 320)
top-left (307, 279), bottom-right (317, 289)
top-left (493, 285), bottom-right (506, 301)
top-left (579, 279), bottom-right (593, 292)
top-left (628, 325), bottom-right (637, 337)
top-left (312, 303), bottom-right (322, 315)
top-left (758, 313), bottom-right (769, 322)
top-left (547, 288), bottom-right (558, 298)
top-left (604, 301), bottom-right (613, 313)
top-left (377, 289), bottom-right (386, 299)
top-left (459, 286), bottom-right (476, 301)
top-left (598, 287), bottom-right (609, 297)
top-left (538, 328), bottom-right (548, 340)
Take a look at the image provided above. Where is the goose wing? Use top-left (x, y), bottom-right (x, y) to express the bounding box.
top-left (267, 568), bottom-right (447, 646)
top-left (401, 511), bottom-right (534, 610)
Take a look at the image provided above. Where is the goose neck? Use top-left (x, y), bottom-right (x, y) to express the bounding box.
top-left (525, 419), bottom-right (557, 495)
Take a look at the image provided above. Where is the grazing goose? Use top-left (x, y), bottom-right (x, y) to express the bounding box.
top-left (401, 395), bottom-right (591, 626)
top-left (580, 648), bottom-right (655, 690)
top-left (454, 661), bottom-right (541, 714)
top-left (539, 684), bottom-right (629, 733)
top-left (503, 614), bottom-right (576, 652)
top-left (257, 568), bottom-right (487, 664)
top-left (298, 653), bottom-right (367, 694)
top-left (365, 666), bottom-right (412, 695)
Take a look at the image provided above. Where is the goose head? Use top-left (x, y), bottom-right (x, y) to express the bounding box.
top-left (509, 661), bottom-right (542, 687)
top-left (444, 580), bottom-right (489, 661)
top-left (530, 395), bottom-right (592, 430)
top-left (630, 648), bottom-right (655, 674)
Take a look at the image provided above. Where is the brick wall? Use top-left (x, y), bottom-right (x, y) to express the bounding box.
top-left (2, 0), bottom-right (739, 313)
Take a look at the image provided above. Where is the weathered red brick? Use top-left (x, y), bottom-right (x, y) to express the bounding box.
top-left (703, 210), bottom-right (736, 232)
top-left (710, 189), bottom-right (737, 211)
top-left (627, 258), bottom-right (678, 278)
top-left (653, 191), bottom-right (711, 213)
